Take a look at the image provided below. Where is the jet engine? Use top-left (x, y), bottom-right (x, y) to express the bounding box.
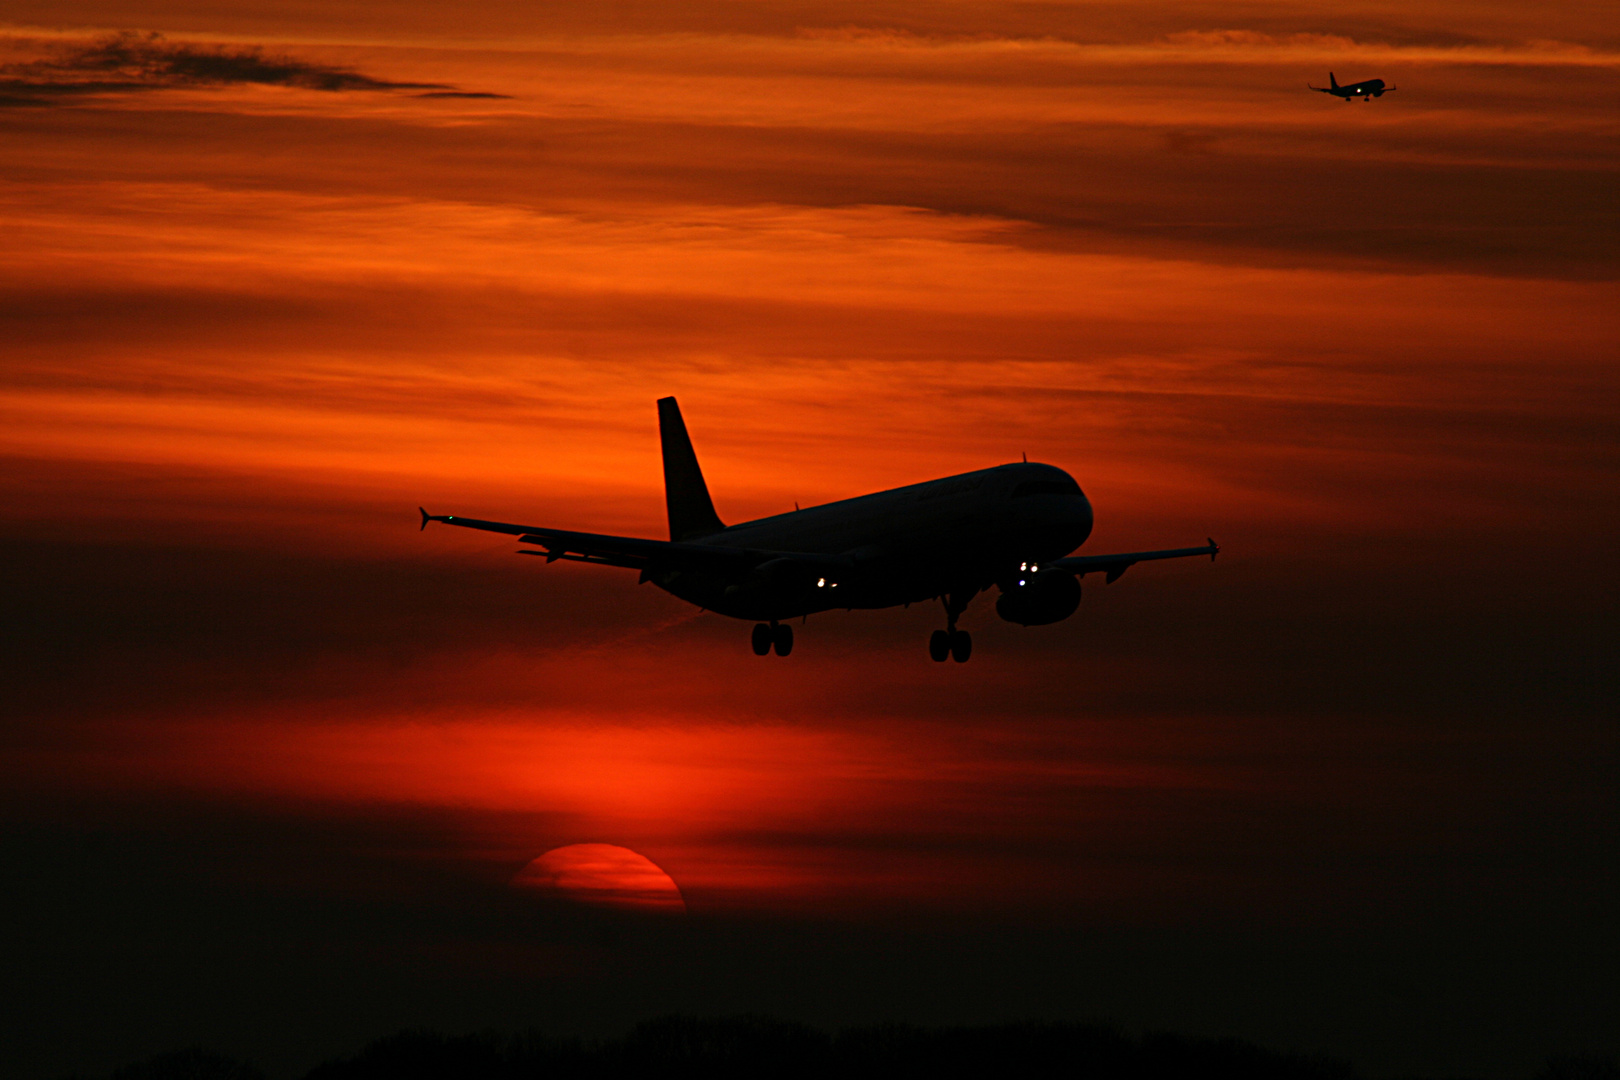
top-left (995, 569), bottom-right (1081, 626)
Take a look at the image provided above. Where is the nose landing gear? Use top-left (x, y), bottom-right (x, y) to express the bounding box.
top-left (751, 621), bottom-right (793, 657)
top-left (928, 589), bottom-right (975, 662)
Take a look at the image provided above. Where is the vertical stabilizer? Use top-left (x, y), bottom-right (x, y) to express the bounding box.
top-left (657, 397), bottom-right (725, 541)
top-left (1329, 71), bottom-right (1338, 89)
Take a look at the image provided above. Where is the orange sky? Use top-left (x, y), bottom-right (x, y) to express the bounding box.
top-left (2, 3), bottom-right (1616, 1077)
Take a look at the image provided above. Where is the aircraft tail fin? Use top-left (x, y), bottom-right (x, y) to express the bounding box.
top-left (1329, 71), bottom-right (1338, 89)
top-left (657, 397), bottom-right (726, 541)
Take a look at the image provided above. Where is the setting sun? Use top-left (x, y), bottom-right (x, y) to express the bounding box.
top-left (512, 844), bottom-right (687, 914)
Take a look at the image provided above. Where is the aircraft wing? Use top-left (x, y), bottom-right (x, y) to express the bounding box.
top-left (1053, 539), bottom-right (1219, 584)
top-left (420, 509), bottom-right (758, 571)
top-left (419, 509), bottom-right (855, 580)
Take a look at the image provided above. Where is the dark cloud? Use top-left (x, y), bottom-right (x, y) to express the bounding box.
top-left (0, 31), bottom-right (509, 105)
top-left (52, 31), bottom-right (437, 89)
top-left (4, 106), bottom-right (1610, 281)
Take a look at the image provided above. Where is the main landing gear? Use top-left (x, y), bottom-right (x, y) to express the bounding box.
top-left (751, 621), bottom-right (793, 657)
top-left (929, 628), bottom-right (971, 663)
top-left (928, 590), bottom-right (974, 663)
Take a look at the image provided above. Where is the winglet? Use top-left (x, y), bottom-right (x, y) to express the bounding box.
top-left (419, 507), bottom-right (434, 531)
top-left (1208, 537), bottom-right (1219, 561)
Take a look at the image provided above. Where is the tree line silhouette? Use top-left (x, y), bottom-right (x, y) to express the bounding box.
top-left (68, 1016), bottom-right (1619, 1080)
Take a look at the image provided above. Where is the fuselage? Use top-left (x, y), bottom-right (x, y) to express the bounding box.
top-left (651, 462), bottom-right (1094, 620)
top-left (1331, 78), bottom-right (1385, 98)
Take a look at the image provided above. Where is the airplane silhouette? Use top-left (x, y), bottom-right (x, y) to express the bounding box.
top-left (421, 398), bottom-right (1217, 661)
top-left (1310, 72), bottom-right (1395, 101)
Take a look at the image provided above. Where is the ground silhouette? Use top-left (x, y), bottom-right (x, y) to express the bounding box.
top-left (62, 1017), bottom-right (1620, 1080)
top-left (308, 1017), bottom-right (1359, 1080)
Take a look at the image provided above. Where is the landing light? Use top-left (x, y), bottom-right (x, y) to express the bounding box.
top-left (817, 578), bottom-right (826, 587)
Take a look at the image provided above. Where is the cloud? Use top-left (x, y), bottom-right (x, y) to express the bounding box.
top-left (0, 10), bottom-right (1614, 1080)
top-left (0, 31), bottom-right (507, 105)
top-left (1158, 28), bottom-right (1614, 64)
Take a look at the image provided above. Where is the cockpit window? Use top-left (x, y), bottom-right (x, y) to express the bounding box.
top-left (1012, 478), bottom-right (1079, 498)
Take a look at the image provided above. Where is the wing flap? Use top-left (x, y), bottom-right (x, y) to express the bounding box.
top-left (517, 548), bottom-right (645, 570)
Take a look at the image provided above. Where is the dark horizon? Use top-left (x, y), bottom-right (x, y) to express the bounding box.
top-left (78, 1014), bottom-right (1620, 1080)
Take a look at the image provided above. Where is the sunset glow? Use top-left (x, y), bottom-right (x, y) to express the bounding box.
top-left (3, 2), bottom-right (1615, 1076)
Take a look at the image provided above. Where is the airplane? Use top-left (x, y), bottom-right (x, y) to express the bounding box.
top-left (1310, 72), bottom-right (1395, 101)
top-left (420, 397), bottom-right (1218, 662)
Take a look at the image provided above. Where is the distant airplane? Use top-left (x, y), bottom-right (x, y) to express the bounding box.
top-left (421, 398), bottom-right (1217, 661)
top-left (1310, 72), bottom-right (1395, 101)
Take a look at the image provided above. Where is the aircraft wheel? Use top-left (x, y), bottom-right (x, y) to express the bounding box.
top-left (929, 629), bottom-right (951, 662)
top-left (751, 623), bottom-right (772, 656)
top-left (950, 630), bottom-right (972, 663)
top-left (773, 623), bottom-right (794, 657)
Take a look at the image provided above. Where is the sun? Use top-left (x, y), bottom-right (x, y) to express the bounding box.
top-left (511, 843), bottom-right (687, 914)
